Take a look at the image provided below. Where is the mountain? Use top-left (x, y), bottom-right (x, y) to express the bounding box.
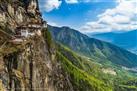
top-left (0, 0), bottom-right (120, 91)
top-left (88, 30), bottom-right (137, 54)
top-left (0, 0), bottom-right (137, 91)
top-left (48, 25), bottom-right (137, 68)
top-left (1, 0), bottom-right (104, 91)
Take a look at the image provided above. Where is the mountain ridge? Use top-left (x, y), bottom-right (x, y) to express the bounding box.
top-left (89, 30), bottom-right (137, 54)
top-left (48, 25), bottom-right (137, 68)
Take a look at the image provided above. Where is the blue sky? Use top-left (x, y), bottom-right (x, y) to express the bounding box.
top-left (39, 0), bottom-right (137, 33)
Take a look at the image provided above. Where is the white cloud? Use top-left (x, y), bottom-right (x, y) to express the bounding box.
top-left (39, 0), bottom-right (100, 12)
top-left (65, 0), bottom-right (78, 4)
top-left (47, 22), bottom-right (59, 26)
top-left (39, 0), bottom-right (79, 12)
top-left (80, 0), bottom-right (137, 33)
top-left (39, 0), bottom-right (62, 12)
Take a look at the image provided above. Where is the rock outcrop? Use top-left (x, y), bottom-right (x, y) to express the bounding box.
top-left (0, 0), bottom-right (73, 91)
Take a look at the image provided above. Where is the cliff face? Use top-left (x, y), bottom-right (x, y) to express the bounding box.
top-left (0, 0), bottom-right (73, 91)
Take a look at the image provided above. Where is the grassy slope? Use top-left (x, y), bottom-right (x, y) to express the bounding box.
top-left (56, 43), bottom-right (137, 91)
top-left (57, 51), bottom-right (112, 91)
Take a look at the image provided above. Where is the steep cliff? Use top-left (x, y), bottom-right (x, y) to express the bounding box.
top-left (0, 0), bottom-right (74, 91)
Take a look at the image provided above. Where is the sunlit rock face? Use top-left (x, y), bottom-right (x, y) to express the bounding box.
top-left (27, 0), bottom-right (37, 14)
top-left (0, 0), bottom-right (73, 91)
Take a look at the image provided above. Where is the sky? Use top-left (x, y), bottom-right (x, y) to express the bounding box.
top-left (39, 0), bottom-right (137, 33)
